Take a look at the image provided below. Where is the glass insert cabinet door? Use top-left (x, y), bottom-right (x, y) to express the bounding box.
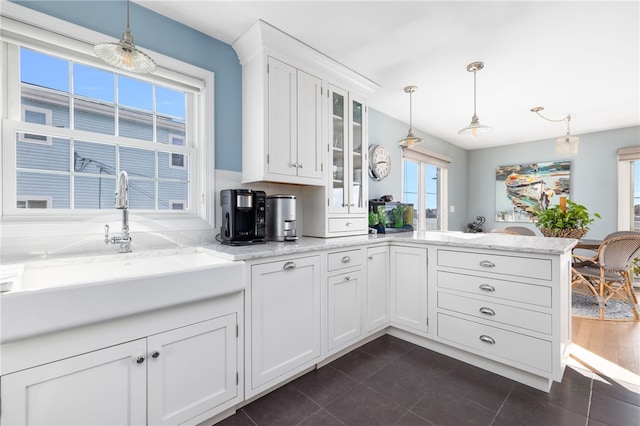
top-left (329, 85), bottom-right (366, 214)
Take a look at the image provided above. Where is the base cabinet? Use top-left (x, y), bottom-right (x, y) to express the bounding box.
top-left (248, 255), bottom-right (321, 397)
top-left (365, 246), bottom-right (390, 333)
top-left (390, 245), bottom-right (428, 334)
top-left (0, 315), bottom-right (238, 426)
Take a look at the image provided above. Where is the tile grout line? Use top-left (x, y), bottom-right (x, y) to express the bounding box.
top-left (585, 376), bottom-right (594, 426)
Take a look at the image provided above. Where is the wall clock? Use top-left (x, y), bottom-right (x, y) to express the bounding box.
top-left (368, 144), bottom-right (391, 181)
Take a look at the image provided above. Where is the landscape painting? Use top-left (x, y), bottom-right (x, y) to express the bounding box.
top-left (495, 161), bottom-right (571, 222)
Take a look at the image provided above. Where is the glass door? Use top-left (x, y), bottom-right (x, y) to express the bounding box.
top-left (329, 85), bottom-right (348, 213)
top-left (350, 97), bottom-right (366, 213)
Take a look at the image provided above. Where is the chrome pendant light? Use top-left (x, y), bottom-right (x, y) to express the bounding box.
top-left (530, 106), bottom-right (579, 156)
top-left (458, 61), bottom-right (492, 136)
top-left (94, 0), bottom-right (157, 74)
top-left (399, 85), bottom-right (423, 148)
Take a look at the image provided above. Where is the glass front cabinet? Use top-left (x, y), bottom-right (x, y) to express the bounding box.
top-left (329, 85), bottom-right (367, 216)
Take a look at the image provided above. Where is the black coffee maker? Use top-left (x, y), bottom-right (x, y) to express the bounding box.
top-left (220, 189), bottom-right (266, 245)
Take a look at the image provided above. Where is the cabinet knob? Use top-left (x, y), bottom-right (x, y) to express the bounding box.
top-left (479, 284), bottom-right (496, 292)
top-left (479, 260), bottom-right (496, 268)
top-left (136, 356), bottom-right (145, 364)
top-left (345, 222), bottom-right (353, 227)
top-left (298, 163), bottom-right (303, 169)
top-left (283, 261), bottom-right (296, 270)
top-left (479, 335), bottom-right (496, 344)
top-left (479, 307), bottom-right (496, 316)
top-left (344, 276), bottom-right (351, 281)
top-left (152, 351), bottom-right (160, 359)
top-left (368, 255), bottom-right (373, 260)
top-left (341, 256), bottom-right (351, 263)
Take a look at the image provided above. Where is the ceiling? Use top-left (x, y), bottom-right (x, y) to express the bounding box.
top-left (138, 1), bottom-right (639, 150)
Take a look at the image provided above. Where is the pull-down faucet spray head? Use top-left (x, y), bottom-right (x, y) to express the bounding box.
top-left (115, 170), bottom-right (129, 209)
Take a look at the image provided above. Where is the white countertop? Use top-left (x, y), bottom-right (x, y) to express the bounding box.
top-left (203, 231), bottom-right (578, 261)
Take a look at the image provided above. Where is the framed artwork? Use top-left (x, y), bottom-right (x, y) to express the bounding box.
top-left (495, 161), bottom-right (571, 222)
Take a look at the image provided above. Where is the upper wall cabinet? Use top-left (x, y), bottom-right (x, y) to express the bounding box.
top-left (233, 20), bottom-right (379, 186)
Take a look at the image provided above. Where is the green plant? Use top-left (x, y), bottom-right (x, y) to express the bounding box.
top-left (377, 206), bottom-right (390, 227)
top-left (631, 257), bottom-right (640, 278)
top-left (534, 199), bottom-right (600, 231)
top-left (391, 205), bottom-right (406, 228)
top-left (368, 211), bottom-right (379, 227)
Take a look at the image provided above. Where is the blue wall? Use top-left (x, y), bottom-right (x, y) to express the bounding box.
top-left (14, 0), bottom-right (243, 172)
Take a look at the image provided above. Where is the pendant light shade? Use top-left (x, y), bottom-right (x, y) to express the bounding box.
top-left (458, 61), bottom-right (492, 136)
top-left (94, 0), bottom-right (156, 74)
top-left (531, 106), bottom-right (580, 156)
top-left (399, 85), bottom-right (423, 148)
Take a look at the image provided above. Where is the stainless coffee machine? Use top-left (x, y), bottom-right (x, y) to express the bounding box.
top-left (266, 195), bottom-right (297, 241)
top-left (220, 189), bottom-right (266, 245)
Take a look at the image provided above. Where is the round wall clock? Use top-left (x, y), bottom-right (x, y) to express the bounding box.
top-left (368, 144), bottom-right (391, 181)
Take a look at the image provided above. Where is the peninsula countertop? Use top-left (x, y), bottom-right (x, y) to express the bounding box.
top-left (203, 231), bottom-right (578, 261)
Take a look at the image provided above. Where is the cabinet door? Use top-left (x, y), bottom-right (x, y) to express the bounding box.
top-left (327, 270), bottom-right (363, 352)
top-left (348, 95), bottom-right (367, 214)
top-left (390, 245), bottom-right (428, 333)
top-left (0, 340), bottom-right (146, 426)
top-left (250, 256), bottom-right (321, 391)
top-left (296, 69), bottom-right (323, 179)
top-left (329, 85), bottom-right (349, 214)
top-left (147, 314), bottom-right (237, 426)
top-left (267, 56), bottom-right (297, 177)
top-left (366, 246), bottom-right (390, 333)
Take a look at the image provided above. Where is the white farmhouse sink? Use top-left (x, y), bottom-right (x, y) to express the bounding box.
top-left (0, 248), bottom-right (244, 344)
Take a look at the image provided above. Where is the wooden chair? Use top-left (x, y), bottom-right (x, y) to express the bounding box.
top-left (505, 226), bottom-right (536, 236)
top-left (572, 235), bottom-right (640, 320)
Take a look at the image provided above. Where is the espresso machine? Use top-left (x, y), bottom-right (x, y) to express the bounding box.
top-left (266, 195), bottom-right (297, 242)
top-left (220, 189), bottom-right (266, 245)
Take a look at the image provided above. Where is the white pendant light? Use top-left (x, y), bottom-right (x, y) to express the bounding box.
top-left (530, 106), bottom-right (580, 156)
top-left (458, 61), bottom-right (492, 136)
top-left (399, 85), bottom-right (423, 148)
top-left (94, 0), bottom-right (157, 74)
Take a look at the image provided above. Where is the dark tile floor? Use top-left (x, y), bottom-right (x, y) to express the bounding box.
top-left (217, 335), bottom-right (640, 426)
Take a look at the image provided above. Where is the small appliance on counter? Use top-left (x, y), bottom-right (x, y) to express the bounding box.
top-left (266, 194), bottom-right (297, 241)
top-left (220, 189), bottom-right (266, 245)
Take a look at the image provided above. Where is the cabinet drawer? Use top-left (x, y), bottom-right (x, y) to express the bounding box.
top-left (437, 250), bottom-right (552, 281)
top-left (437, 271), bottom-right (552, 308)
top-left (437, 292), bottom-right (551, 334)
top-left (328, 249), bottom-right (363, 272)
top-left (437, 313), bottom-right (552, 372)
top-left (328, 217), bottom-right (368, 233)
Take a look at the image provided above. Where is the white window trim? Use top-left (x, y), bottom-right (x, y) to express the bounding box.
top-left (17, 196), bottom-right (52, 209)
top-left (19, 105), bottom-right (52, 144)
top-left (0, 2), bottom-right (215, 234)
top-left (617, 146), bottom-right (640, 231)
top-left (401, 146), bottom-right (451, 231)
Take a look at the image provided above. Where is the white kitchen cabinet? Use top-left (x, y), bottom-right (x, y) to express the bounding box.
top-left (390, 245), bottom-right (428, 334)
top-left (365, 245), bottom-right (390, 334)
top-left (0, 315), bottom-right (238, 426)
top-left (248, 255), bottom-right (321, 397)
top-left (303, 88), bottom-right (369, 237)
top-left (326, 248), bottom-right (364, 354)
top-left (265, 56), bottom-right (323, 181)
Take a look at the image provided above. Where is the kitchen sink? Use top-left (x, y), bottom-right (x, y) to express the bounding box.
top-left (0, 248), bottom-right (244, 344)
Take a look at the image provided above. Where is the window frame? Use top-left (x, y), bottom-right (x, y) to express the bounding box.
top-left (0, 3), bottom-right (215, 229)
top-left (617, 146), bottom-right (640, 231)
top-left (401, 147), bottom-right (450, 231)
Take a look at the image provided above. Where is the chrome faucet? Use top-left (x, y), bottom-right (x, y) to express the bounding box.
top-left (105, 170), bottom-right (132, 253)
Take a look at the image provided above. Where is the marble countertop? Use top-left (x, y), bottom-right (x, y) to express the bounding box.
top-left (203, 231), bottom-right (578, 261)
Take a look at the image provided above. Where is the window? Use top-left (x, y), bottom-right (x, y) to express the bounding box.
top-left (1, 4), bottom-right (213, 225)
top-left (617, 147), bottom-right (640, 231)
top-left (401, 148), bottom-right (450, 231)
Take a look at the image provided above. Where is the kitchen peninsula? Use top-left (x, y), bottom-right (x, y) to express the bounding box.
top-left (205, 231), bottom-right (576, 403)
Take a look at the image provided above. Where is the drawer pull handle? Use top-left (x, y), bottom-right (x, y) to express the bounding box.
top-left (341, 256), bottom-right (351, 263)
top-left (479, 335), bottom-right (496, 344)
top-left (479, 284), bottom-right (496, 292)
top-left (136, 355), bottom-right (145, 364)
top-left (151, 351), bottom-right (160, 359)
top-left (479, 307), bottom-right (496, 316)
top-left (283, 261), bottom-right (296, 270)
top-left (479, 260), bottom-right (495, 268)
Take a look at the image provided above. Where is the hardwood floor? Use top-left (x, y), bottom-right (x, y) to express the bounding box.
top-left (570, 290), bottom-right (640, 384)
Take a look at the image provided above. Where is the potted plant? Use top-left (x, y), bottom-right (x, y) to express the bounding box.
top-left (534, 199), bottom-right (601, 239)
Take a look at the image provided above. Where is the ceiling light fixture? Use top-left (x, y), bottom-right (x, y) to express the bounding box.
top-left (458, 61), bottom-right (492, 137)
top-left (94, 0), bottom-right (157, 74)
top-left (530, 106), bottom-right (579, 156)
top-left (399, 85), bottom-right (423, 148)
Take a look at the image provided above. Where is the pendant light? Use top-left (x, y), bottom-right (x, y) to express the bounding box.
top-left (458, 61), bottom-right (492, 136)
top-left (530, 106), bottom-right (579, 156)
top-left (399, 85), bottom-right (423, 148)
top-left (94, 0), bottom-right (157, 74)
